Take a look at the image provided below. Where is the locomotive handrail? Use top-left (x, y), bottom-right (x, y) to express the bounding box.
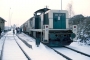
top-left (29, 29), bottom-right (72, 32)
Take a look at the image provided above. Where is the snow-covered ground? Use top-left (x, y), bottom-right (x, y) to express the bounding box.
top-left (16, 33), bottom-right (66, 60)
top-left (18, 32), bottom-right (90, 60)
top-left (1, 31), bottom-right (28, 60)
top-left (0, 31), bottom-right (66, 60)
top-left (67, 42), bottom-right (90, 55)
top-left (53, 47), bottom-right (90, 60)
top-left (0, 30), bottom-right (90, 60)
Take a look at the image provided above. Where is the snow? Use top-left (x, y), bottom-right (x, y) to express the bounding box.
top-left (54, 48), bottom-right (90, 60)
top-left (16, 34), bottom-right (66, 60)
top-left (1, 32), bottom-right (28, 60)
top-left (18, 33), bottom-right (90, 60)
top-left (0, 32), bottom-right (6, 56)
top-left (67, 42), bottom-right (90, 55)
top-left (0, 30), bottom-right (90, 60)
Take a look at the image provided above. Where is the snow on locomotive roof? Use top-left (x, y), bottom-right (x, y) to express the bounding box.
top-left (34, 8), bottom-right (50, 13)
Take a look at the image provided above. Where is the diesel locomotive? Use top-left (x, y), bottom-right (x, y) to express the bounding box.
top-left (21, 7), bottom-right (76, 46)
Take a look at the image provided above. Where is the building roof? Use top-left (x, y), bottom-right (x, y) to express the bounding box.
top-left (0, 17), bottom-right (6, 22)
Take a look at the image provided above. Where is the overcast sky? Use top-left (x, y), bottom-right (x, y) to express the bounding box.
top-left (0, 0), bottom-right (90, 27)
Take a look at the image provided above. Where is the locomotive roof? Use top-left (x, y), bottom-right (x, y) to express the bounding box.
top-left (34, 8), bottom-right (50, 14)
top-left (30, 17), bottom-right (34, 20)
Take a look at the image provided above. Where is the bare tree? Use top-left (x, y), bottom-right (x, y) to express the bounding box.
top-left (67, 1), bottom-right (75, 29)
top-left (67, 1), bottom-right (74, 18)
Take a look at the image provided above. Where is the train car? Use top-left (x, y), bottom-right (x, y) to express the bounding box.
top-left (21, 18), bottom-right (31, 34)
top-left (22, 7), bottom-right (76, 47)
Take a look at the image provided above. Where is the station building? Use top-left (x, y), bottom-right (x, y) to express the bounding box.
top-left (0, 17), bottom-right (6, 31)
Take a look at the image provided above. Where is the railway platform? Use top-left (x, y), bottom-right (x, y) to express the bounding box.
top-left (0, 31), bottom-right (27, 60)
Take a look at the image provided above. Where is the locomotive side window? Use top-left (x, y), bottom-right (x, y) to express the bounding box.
top-left (44, 13), bottom-right (49, 25)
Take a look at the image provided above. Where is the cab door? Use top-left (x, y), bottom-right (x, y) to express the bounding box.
top-left (53, 13), bottom-right (66, 29)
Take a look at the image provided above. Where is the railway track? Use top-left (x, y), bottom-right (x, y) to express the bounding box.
top-left (39, 40), bottom-right (90, 60)
top-left (1, 33), bottom-right (31, 60)
top-left (17, 34), bottom-right (90, 60)
top-left (53, 47), bottom-right (90, 60)
top-left (17, 35), bottom-right (69, 60)
top-left (50, 47), bottom-right (72, 60)
top-left (13, 35), bottom-right (31, 60)
top-left (65, 46), bottom-right (90, 57)
top-left (16, 35), bottom-right (32, 49)
top-left (0, 36), bottom-right (6, 60)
